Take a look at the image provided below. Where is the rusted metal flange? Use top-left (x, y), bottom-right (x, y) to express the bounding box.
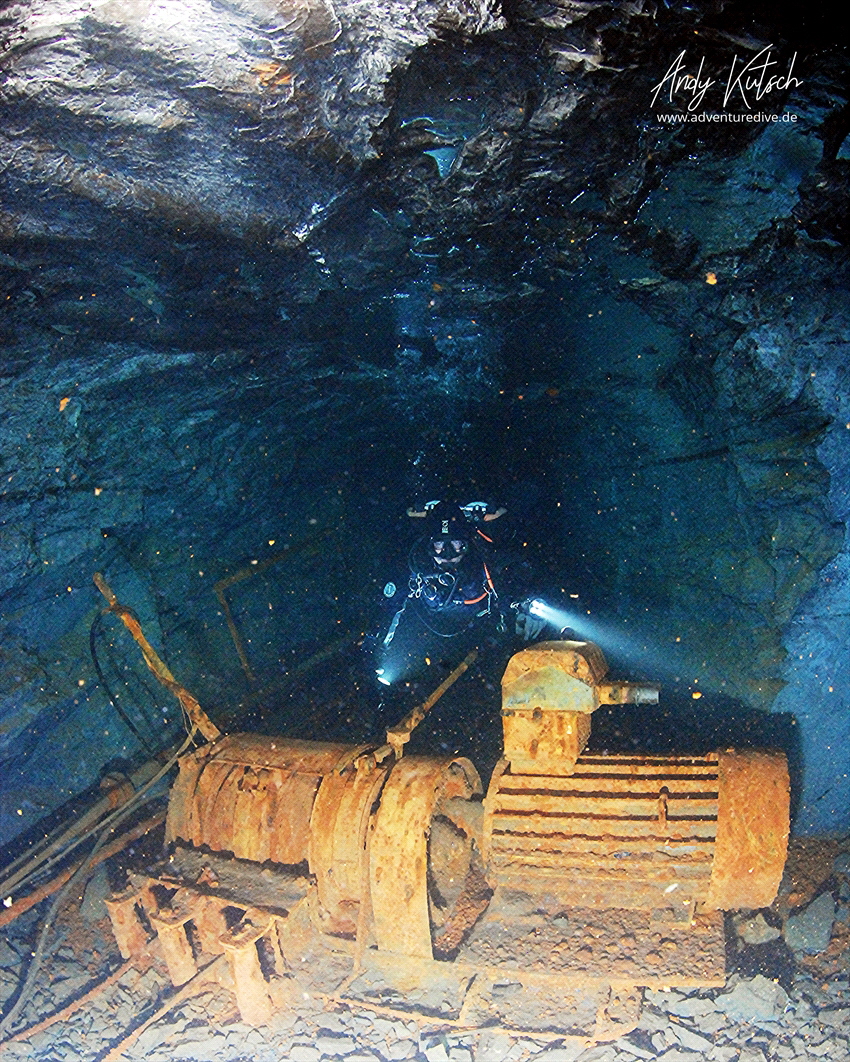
top-left (369, 756), bottom-right (482, 959)
top-left (309, 747), bottom-right (393, 936)
top-left (702, 749), bottom-right (790, 910)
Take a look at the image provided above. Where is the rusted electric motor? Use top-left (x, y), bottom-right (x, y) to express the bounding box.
top-left (484, 641), bottom-right (790, 913)
top-left (106, 639), bottom-right (790, 1040)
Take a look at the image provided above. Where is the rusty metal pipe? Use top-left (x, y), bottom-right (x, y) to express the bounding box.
top-left (212, 530), bottom-right (332, 684)
top-left (0, 728), bottom-right (197, 1040)
top-left (214, 584), bottom-right (256, 683)
top-left (384, 649), bottom-right (478, 758)
top-left (93, 572), bottom-right (221, 742)
top-left (0, 755), bottom-right (170, 898)
top-left (0, 811), bottom-right (166, 929)
top-left (597, 682), bottom-right (659, 705)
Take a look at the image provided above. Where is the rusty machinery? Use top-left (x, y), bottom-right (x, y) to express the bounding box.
top-left (103, 630), bottom-right (789, 1042)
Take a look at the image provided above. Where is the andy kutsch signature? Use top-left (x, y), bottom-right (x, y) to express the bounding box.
top-left (651, 45), bottom-right (802, 111)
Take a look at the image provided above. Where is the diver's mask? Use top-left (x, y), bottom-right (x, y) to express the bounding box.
top-left (431, 538), bottom-right (469, 568)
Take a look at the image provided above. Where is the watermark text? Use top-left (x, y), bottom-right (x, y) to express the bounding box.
top-left (651, 46), bottom-right (802, 113)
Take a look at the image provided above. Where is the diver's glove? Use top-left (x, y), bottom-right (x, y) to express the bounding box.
top-left (514, 607), bottom-right (547, 641)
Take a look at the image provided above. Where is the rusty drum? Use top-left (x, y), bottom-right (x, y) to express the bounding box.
top-left (165, 734), bottom-right (358, 866)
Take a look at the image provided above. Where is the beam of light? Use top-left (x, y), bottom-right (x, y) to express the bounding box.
top-left (526, 599), bottom-right (657, 668)
top-left (375, 642), bottom-right (411, 687)
top-left (528, 599), bottom-right (574, 627)
top-left (526, 600), bottom-right (705, 695)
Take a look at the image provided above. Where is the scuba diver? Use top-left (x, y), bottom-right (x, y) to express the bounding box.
top-left (370, 499), bottom-right (548, 712)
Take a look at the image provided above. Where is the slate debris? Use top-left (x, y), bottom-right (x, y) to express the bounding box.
top-left (2, 843), bottom-right (850, 1062)
top-left (1, 945), bottom-right (849, 1062)
top-left (784, 894), bottom-right (838, 956)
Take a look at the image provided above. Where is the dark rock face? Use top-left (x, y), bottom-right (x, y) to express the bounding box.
top-left (0, 0), bottom-right (848, 841)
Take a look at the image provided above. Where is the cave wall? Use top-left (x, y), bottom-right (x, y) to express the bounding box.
top-left (1, 0), bottom-right (848, 843)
